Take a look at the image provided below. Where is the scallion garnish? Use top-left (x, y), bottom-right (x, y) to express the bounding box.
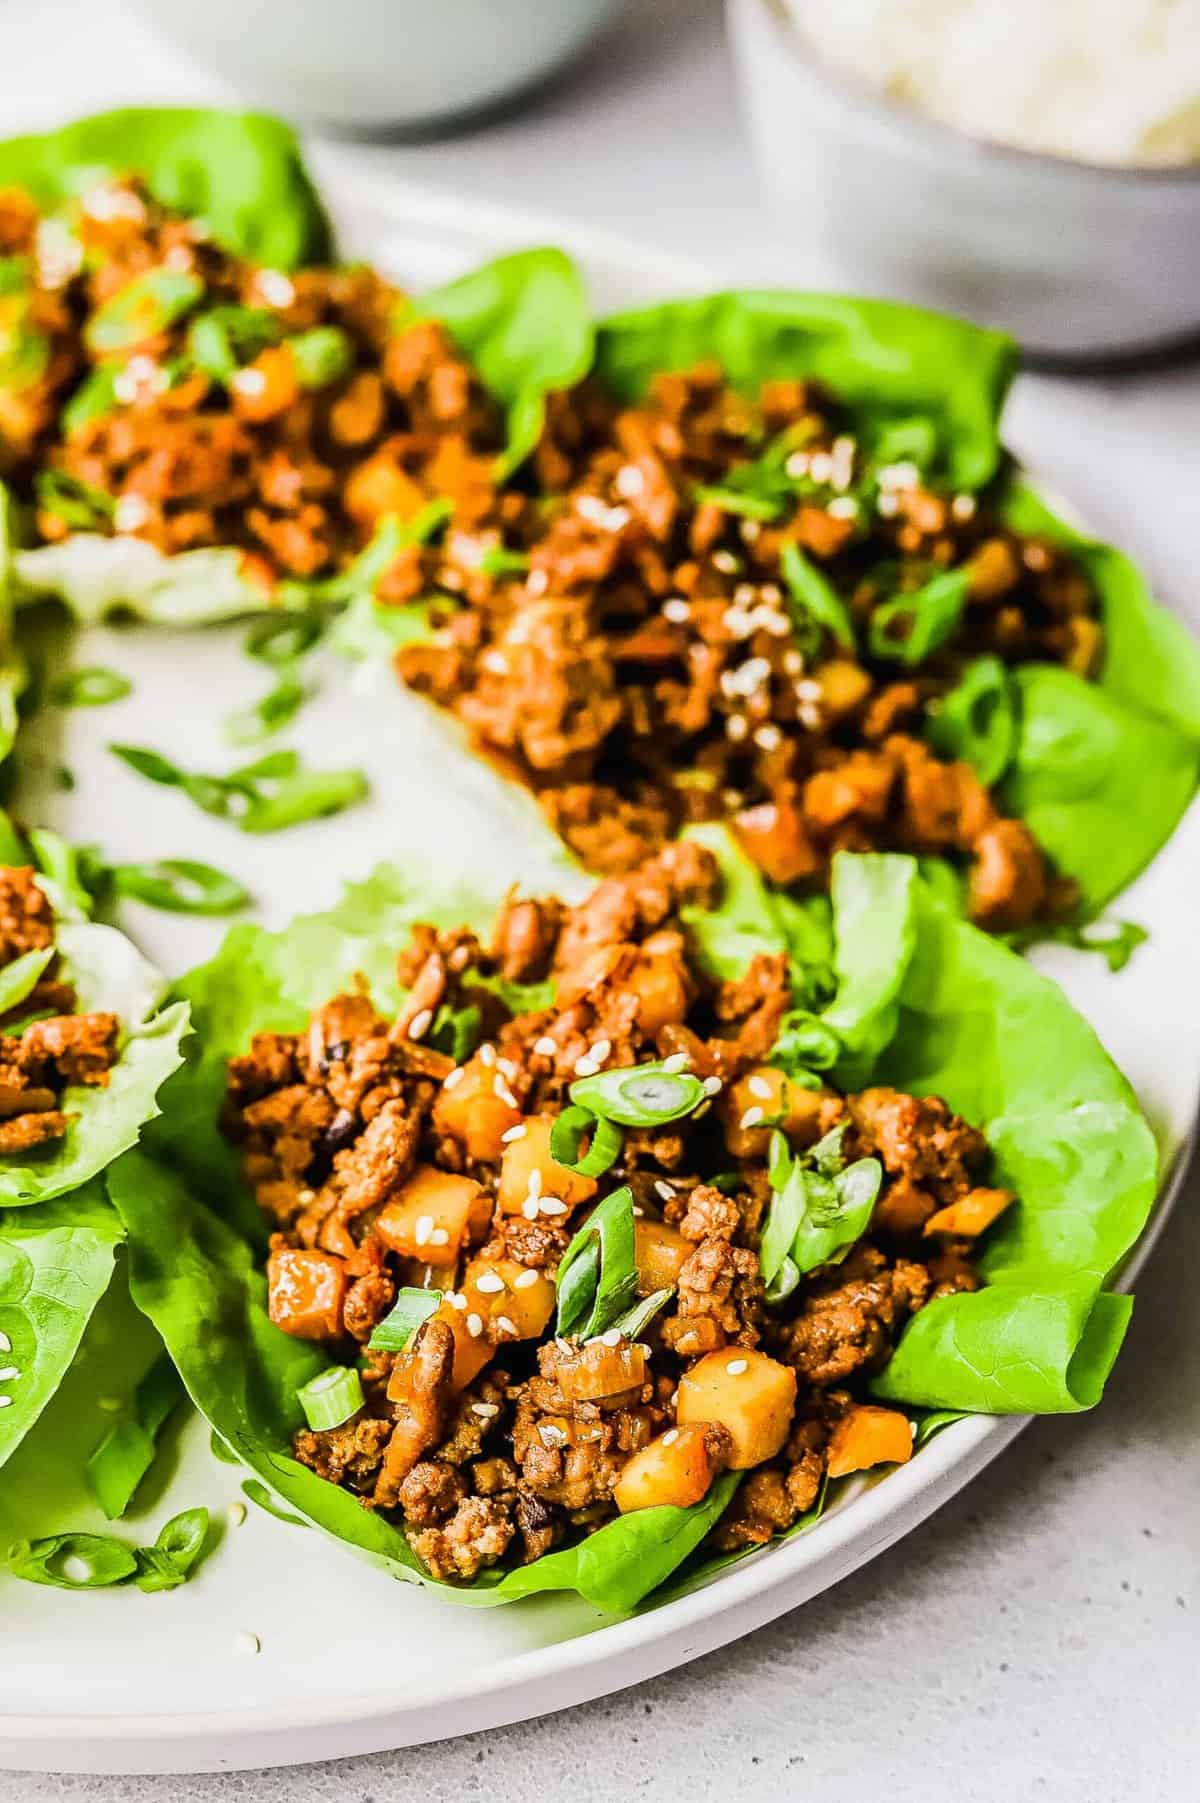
top-left (555, 1186), bottom-right (639, 1339)
top-left (693, 483), bottom-right (782, 522)
top-left (549, 1105), bottom-right (624, 1177)
top-left (780, 541), bottom-right (856, 652)
top-left (767, 1009), bottom-right (841, 1077)
top-left (869, 568), bottom-right (969, 666)
top-left (760, 1125), bottom-right (882, 1287)
top-left (607, 1286), bottom-right (673, 1341)
top-left (50, 665), bottom-right (132, 709)
top-left (223, 664), bottom-right (309, 746)
top-left (368, 1288), bottom-right (443, 1352)
top-left (6, 1507), bottom-right (211, 1594)
top-left (110, 859), bottom-right (252, 916)
top-left (926, 654), bottom-right (1017, 786)
top-left (569, 1061), bottom-right (706, 1129)
top-left (109, 743), bottom-right (367, 835)
top-left (297, 1364), bottom-right (364, 1430)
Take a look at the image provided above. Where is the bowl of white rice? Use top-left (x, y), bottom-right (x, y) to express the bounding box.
top-left (728, 0), bottom-right (1200, 359)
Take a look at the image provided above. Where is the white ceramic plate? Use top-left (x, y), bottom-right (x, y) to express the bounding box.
top-left (0, 163), bottom-right (1196, 1775)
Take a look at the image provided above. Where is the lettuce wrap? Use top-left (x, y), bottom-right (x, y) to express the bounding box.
top-left (105, 834), bottom-right (1157, 1614)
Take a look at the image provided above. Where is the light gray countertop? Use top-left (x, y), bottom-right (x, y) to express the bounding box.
top-left (1, 2), bottom-right (1197, 1796)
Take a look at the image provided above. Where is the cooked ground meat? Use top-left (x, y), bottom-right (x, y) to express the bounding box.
top-left (394, 361), bottom-right (1097, 929)
top-left (227, 847), bottom-right (1016, 1583)
top-left (0, 865), bottom-right (122, 1151)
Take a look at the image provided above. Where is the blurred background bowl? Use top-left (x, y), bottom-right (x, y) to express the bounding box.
top-left (728, 0), bottom-right (1200, 361)
top-left (130, 0), bottom-right (623, 133)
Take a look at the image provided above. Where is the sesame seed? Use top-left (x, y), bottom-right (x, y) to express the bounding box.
top-left (762, 609), bottom-right (793, 638)
top-left (654, 1179), bottom-right (676, 1202)
top-left (573, 1057), bottom-right (600, 1078)
top-left (526, 567), bottom-right (549, 598)
top-left (826, 497), bottom-right (859, 520)
top-left (798, 702), bottom-right (823, 731)
top-left (475, 1271), bottom-right (506, 1294)
top-left (726, 1358), bottom-right (750, 1376)
top-left (497, 1057), bottom-right (519, 1080)
top-left (407, 1008), bottom-right (433, 1042)
top-left (713, 550), bottom-right (738, 574)
top-left (723, 607), bottom-right (755, 641)
top-left (748, 1075), bottom-right (773, 1100)
top-left (615, 463), bottom-right (645, 497)
top-left (662, 1052), bottom-right (690, 1074)
top-left (495, 1315), bottom-right (518, 1336)
top-left (534, 1035), bottom-right (558, 1056)
top-left (114, 493), bottom-right (151, 534)
top-left (795, 678), bottom-right (823, 702)
top-left (232, 366), bottom-right (267, 398)
top-left (539, 1197), bottom-right (567, 1217)
top-left (447, 1292), bottom-right (468, 1311)
top-left (500, 1123), bottom-right (527, 1144)
top-left (414, 1215), bottom-right (434, 1247)
top-left (600, 1328), bottom-right (623, 1347)
top-left (741, 519), bottom-right (762, 544)
top-left (739, 1105), bottom-right (765, 1129)
top-left (527, 1170), bottom-right (542, 1200)
top-left (256, 269), bottom-right (295, 308)
top-left (297, 1188), bottom-right (315, 1205)
top-left (880, 459), bottom-right (920, 491)
top-left (753, 723), bottom-right (783, 752)
top-left (589, 1037), bottom-right (612, 1064)
top-left (632, 1204), bottom-right (644, 1218)
top-left (726, 713), bottom-right (749, 742)
top-left (480, 650), bottom-right (509, 676)
top-left (784, 451), bottom-right (810, 479)
top-left (479, 1043), bottom-right (496, 1067)
top-left (466, 1313), bottom-right (484, 1338)
top-left (876, 492), bottom-right (901, 518)
top-left (808, 452), bottom-right (833, 484)
top-left (701, 1075), bottom-right (723, 1097)
top-left (662, 1428), bottom-right (680, 1447)
top-left (662, 597), bottom-right (691, 623)
top-left (783, 648), bottom-right (805, 675)
top-left (514, 1268), bottom-right (540, 1290)
top-left (227, 1502), bottom-right (247, 1528)
top-left (443, 1067), bottom-right (464, 1090)
top-left (472, 1401), bottom-right (501, 1419)
top-left (951, 493), bottom-right (977, 521)
top-left (522, 1198), bottom-right (541, 1221)
top-left (429, 1228), bottom-right (450, 1247)
top-left (234, 1632), bottom-right (262, 1656)
top-left (494, 1078), bottom-right (519, 1109)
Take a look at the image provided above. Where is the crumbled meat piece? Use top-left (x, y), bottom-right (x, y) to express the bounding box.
top-left (294, 1414), bottom-right (392, 1493)
top-left (673, 1236), bottom-right (763, 1346)
top-left (410, 1495), bottom-right (515, 1581)
top-left (18, 1013), bottom-right (119, 1087)
top-left (396, 1459), bottom-right (467, 1527)
top-left (0, 1109), bottom-right (71, 1152)
top-left (777, 1245), bottom-right (932, 1386)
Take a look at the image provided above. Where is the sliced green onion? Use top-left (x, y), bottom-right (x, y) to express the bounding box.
top-left (288, 325), bottom-right (354, 389)
top-left (430, 1002), bottom-right (482, 1065)
top-left (478, 546), bottom-right (531, 577)
top-left (109, 743), bottom-right (184, 787)
top-left (223, 664), bottom-right (309, 745)
top-left (245, 613), bottom-right (324, 667)
top-left (237, 767), bottom-right (367, 833)
top-left (764, 1254), bottom-right (800, 1305)
top-left (111, 859), bottom-right (252, 916)
top-left (780, 541), bottom-right (855, 652)
top-left (767, 1128), bottom-right (793, 1193)
top-left (0, 946), bottom-right (54, 1017)
top-left (767, 1009), bottom-right (841, 1075)
top-left (569, 1061), bottom-right (705, 1128)
top-left (241, 1479), bottom-right (309, 1528)
top-left (927, 655), bottom-right (1017, 787)
top-left (869, 568), bottom-right (969, 666)
top-left (8, 1532), bottom-right (138, 1590)
top-left (694, 483), bottom-right (782, 522)
top-left (86, 270), bottom-right (204, 354)
top-left (368, 1288), bottom-right (443, 1352)
top-left (549, 1105), bottom-right (624, 1177)
top-left (61, 364), bottom-right (121, 435)
top-left (1034, 918), bottom-right (1148, 974)
top-left (608, 1286), bottom-right (673, 1341)
top-left (50, 665), bottom-right (132, 709)
top-left (555, 1186), bottom-right (639, 1340)
top-left (187, 305), bottom-right (281, 383)
top-left (297, 1365), bottom-right (364, 1430)
top-left (36, 468), bottom-right (116, 531)
top-left (110, 742), bottom-right (367, 835)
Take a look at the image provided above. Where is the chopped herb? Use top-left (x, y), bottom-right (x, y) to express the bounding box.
top-left (368, 1288), bottom-right (443, 1352)
top-left (35, 469), bottom-right (116, 531)
top-left (287, 325), bottom-right (353, 389)
top-left (569, 1060), bottom-right (706, 1128)
top-left (478, 546), bottom-right (531, 577)
top-left (549, 1105), bottom-right (624, 1177)
top-left (50, 665), bottom-right (132, 709)
top-left (109, 743), bottom-right (367, 834)
top-left (780, 541), bottom-right (855, 652)
top-left (555, 1185), bottom-right (640, 1340)
top-left (86, 270), bottom-right (204, 355)
top-left (693, 483), bottom-right (782, 521)
top-left (927, 655), bottom-right (1018, 786)
top-left (223, 663), bottom-right (309, 746)
top-left (869, 568), bottom-right (969, 665)
top-left (297, 1365), bottom-right (364, 1431)
top-left (111, 859), bottom-right (252, 916)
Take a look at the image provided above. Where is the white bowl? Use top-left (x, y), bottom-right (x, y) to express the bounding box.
top-left (728, 0), bottom-right (1200, 361)
top-left (131, 0), bottom-right (622, 132)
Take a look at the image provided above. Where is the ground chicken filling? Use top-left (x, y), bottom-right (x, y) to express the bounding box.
top-left (0, 177), bottom-right (509, 585)
top-left (397, 366), bottom-right (1098, 930)
top-left (224, 844), bottom-right (1013, 1583)
top-left (0, 865), bottom-right (119, 1151)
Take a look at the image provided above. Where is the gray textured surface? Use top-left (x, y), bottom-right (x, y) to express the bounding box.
top-left (1, 1), bottom-right (1198, 1795)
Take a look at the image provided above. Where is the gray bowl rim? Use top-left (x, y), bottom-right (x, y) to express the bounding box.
top-left (745, 0), bottom-right (1200, 188)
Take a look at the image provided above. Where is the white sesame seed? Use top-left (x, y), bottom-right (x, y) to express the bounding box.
top-left (726, 1358), bottom-right (750, 1376)
top-left (785, 451), bottom-right (810, 479)
top-left (654, 1179), bottom-right (676, 1202)
top-left (514, 1268), bottom-right (541, 1290)
top-left (826, 497), bottom-right (859, 520)
top-left (227, 1502), bottom-right (247, 1528)
top-left (500, 1123), bottom-right (527, 1144)
top-left (739, 1105), bottom-right (765, 1130)
top-left (480, 649), bottom-right (510, 676)
top-left (573, 1057), bottom-right (600, 1078)
top-left (783, 648), bottom-right (805, 676)
top-left (879, 459), bottom-right (920, 491)
top-left (443, 1067), bottom-right (464, 1090)
top-left (876, 492), bottom-right (901, 518)
top-left (723, 606), bottom-right (755, 641)
top-left (234, 1632), bottom-right (261, 1656)
top-left (726, 713), bottom-right (749, 742)
top-left (429, 1228), bottom-right (450, 1247)
top-left (589, 1037), bottom-right (612, 1064)
top-left (713, 550), bottom-right (738, 574)
top-left (414, 1215), bottom-right (434, 1247)
top-left (615, 463), bottom-right (645, 497)
top-left (407, 1008), bottom-right (433, 1042)
top-left (741, 519), bottom-right (762, 544)
top-left (600, 1328), bottom-right (623, 1347)
top-left (539, 1197), bottom-right (567, 1218)
top-left (526, 567), bottom-right (549, 598)
top-left (662, 1428), bottom-right (680, 1447)
top-left (748, 1075), bottom-right (774, 1100)
top-left (475, 1271), bottom-right (506, 1295)
top-left (632, 1204), bottom-right (644, 1218)
top-left (297, 1188), bottom-right (315, 1206)
top-left (497, 1057), bottom-right (519, 1080)
top-left (951, 493), bottom-right (977, 522)
top-left (701, 1075), bottom-right (724, 1097)
top-left (522, 1198), bottom-right (541, 1221)
top-left (0, 1331), bottom-right (10, 1353)
top-left (114, 493), bottom-right (151, 534)
top-left (494, 1078), bottom-right (519, 1109)
top-left (753, 723), bottom-right (783, 752)
top-left (495, 1315), bottom-right (518, 1336)
top-left (466, 1313), bottom-right (484, 1339)
top-left (762, 609), bottom-right (793, 638)
top-left (808, 452), bottom-right (833, 484)
top-left (795, 678), bottom-right (823, 702)
top-left (472, 1401), bottom-right (501, 1419)
top-left (0, 1396), bottom-right (11, 1409)
top-left (798, 703), bottom-right (823, 731)
top-left (479, 1043), bottom-right (497, 1067)
top-left (447, 1292), bottom-right (468, 1311)
top-left (662, 597), bottom-right (691, 624)
top-left (232, 366), bottom-right (267, 398)
top-left (527, 1170), bottom-right (542, 1200)
top-left (534, 1036), bottom-right (558, 1057)
top-left (256, 269), bottom-right (296, 308)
